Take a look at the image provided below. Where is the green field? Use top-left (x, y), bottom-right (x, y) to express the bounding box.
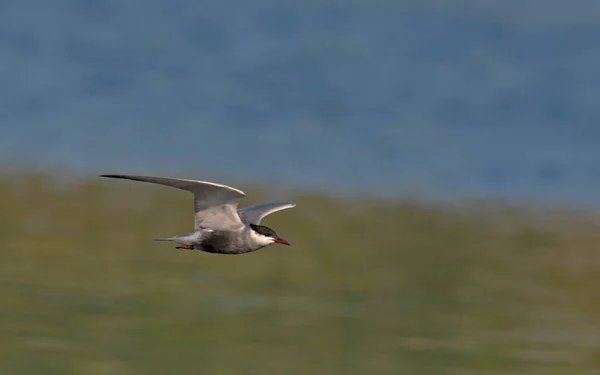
top-left (1, 173), bottom-right (600, 374)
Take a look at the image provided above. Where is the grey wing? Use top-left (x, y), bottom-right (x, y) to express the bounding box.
top-left (99, 174), bottom-right (246, 230)
top-left (237, 201), bottom-right (296, 225)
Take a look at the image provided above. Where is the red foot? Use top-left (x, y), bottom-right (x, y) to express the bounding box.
top-left (176, 245), bottom-right (194, 250)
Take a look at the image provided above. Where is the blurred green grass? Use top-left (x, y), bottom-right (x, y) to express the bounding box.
top-left (1, 173), bottom-right (600, 375)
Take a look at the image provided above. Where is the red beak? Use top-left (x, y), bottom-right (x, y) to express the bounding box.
top-left (274, 237), bottom-right (291, 246)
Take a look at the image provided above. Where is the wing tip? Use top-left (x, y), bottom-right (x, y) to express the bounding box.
top-left (281, 201), bottom-right (297, 208)
top-left (99, 174), bottom-right (130, 180)
top-left (99, 174), bottom-right (246, 197)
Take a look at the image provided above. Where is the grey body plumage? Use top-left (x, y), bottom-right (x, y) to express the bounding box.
top-left (100, 174), bottom-right (295, 254)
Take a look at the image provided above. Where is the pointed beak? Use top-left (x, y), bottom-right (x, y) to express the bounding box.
top-left (273, 237), bottom-right (291, 246)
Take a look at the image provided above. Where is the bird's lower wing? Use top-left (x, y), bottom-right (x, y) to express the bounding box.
top-left (237, 201), bottom-right (296, 225)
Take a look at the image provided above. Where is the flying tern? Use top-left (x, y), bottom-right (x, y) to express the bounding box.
top-left (100, 174), bottom-right (296, 254)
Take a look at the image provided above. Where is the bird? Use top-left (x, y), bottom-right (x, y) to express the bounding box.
top-left (99, 174), bottom-right (296, 254)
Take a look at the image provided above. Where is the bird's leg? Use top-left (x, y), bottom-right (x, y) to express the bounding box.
top-left (176, 245), bottom-right (195, 250)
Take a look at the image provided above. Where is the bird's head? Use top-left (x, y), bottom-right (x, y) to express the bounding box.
top-left (249, 224), bottom-right (291, 246)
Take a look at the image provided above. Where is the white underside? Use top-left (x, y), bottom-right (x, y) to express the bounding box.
top-left (155, 227), bottom-right (273, 249)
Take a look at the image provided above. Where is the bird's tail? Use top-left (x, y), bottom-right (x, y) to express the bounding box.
top-left (153, 232), bottom-right (198, 245)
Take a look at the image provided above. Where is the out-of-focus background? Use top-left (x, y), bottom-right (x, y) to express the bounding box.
top-left (1, 1), bottom-right (600, 374)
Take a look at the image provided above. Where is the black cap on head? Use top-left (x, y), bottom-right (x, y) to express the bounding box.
top-left (250, 224), bottom-right (277, 238)
top-left (250, 224), bottom-right (291, 246)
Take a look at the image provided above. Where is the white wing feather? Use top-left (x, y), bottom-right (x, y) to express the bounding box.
top-left (237, 201), bottom-right (296, 225)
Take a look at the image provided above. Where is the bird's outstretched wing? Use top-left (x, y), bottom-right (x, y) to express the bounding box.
top-left (99, 174), bottom-right (246, 230)
top-left (237, 201), bottom-right (296, 225)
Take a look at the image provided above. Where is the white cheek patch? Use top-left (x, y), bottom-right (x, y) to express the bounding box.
top-left (249, 230), bottom-right (274, 246)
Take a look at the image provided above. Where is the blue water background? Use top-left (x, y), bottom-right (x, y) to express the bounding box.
top-left (1, 0), bottom-right (599, 207)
